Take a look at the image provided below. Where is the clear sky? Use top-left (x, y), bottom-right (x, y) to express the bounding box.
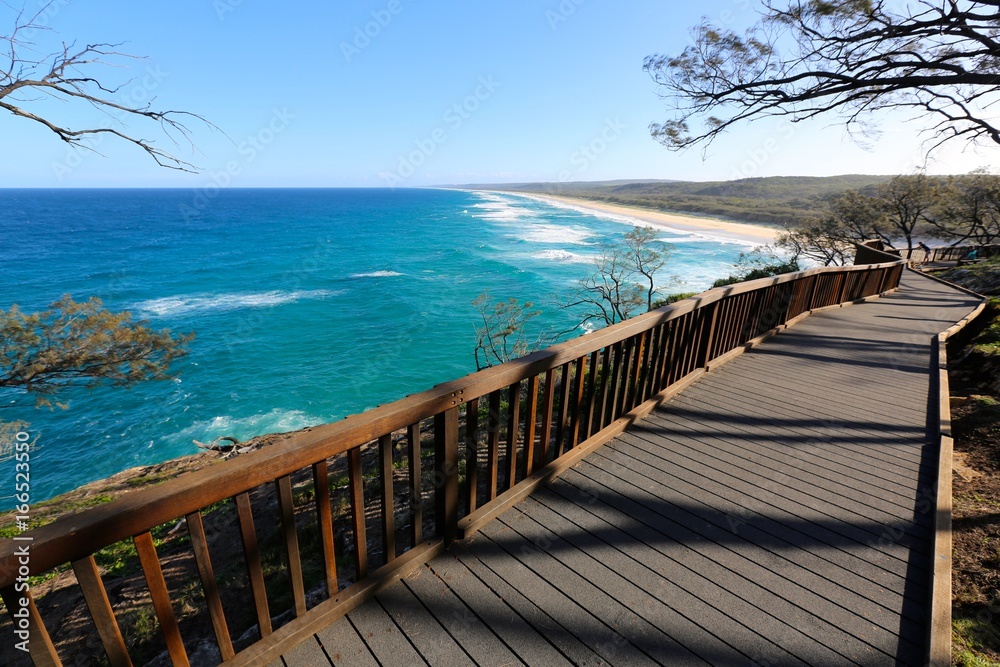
top-left (1, 0), bottom-right (996, 188)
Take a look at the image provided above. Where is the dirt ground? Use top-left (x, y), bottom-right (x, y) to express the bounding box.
top-left (948, 301), bottom-right (1000, 666)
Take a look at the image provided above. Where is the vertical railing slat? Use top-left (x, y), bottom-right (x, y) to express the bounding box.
top-left (656, 322), bottom-right (673, 390)
top-left (616, 338), bottom-right (635, 418)
top-left (687, 310), bottom-right (704, 375)
top-left (605, 342), bottom-right (624, 425)
top-left (505, 380), bottom-right (521, 490)
top-left (570, 356), bottom-right (586, 449)
top-left (1, 586), bottom-right (63, 667)
top-left (524, 375), bottom-right (540, 475)
top-left (379, 434), bottom-right (396, 564)
top-left (134, 531), bottom-right (189, 667)
top-left (538, 368), bottom-right (555, 469)
top-left (595, 345), bottom-right (613, 431)
top-left (435, 407), bottom-right (460, 543)
top-left (348, 447), bottom-right (368, 579)
top-left (486, 390), bottom-right (501, 501)
top-left (463, 401), bottom-right (478, 515)
top-left (275, 475), bottom-right (306, 617)
top-left (71, 555), bottom-right (132, 667)
top-left (409, 422), bottom-right (424, 545)
top-left (583, 350), bottom-right (600, 441)
top-left (556, 362), bottom-right (573, 456)
top-left (312, 460), bottom-right (339, 598)
top-left (643, 326), bottom-right (662, 400)
top-left (184, 511), bottom-right (235, 661)
top-left (234, 492), bottom-right (271, 637)
top-left (698, 302), bottom-right (720, 368)
top-left (628, 331), bottom-right (646, 410)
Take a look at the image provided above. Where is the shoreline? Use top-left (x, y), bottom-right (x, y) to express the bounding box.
top-left (490, 190), bottom-right (780, 247)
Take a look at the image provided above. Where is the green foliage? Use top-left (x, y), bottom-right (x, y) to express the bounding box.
top-left (777, 172), bottom-right (1000, 265)
top-left (940, 259), bottom-right (1000, 297)
top-left (0, 295), bottom-right (192, 408)
top-left (472, 293), bottom-right (549, 370)
top-left (95, 521), bottom-right (176, 577)
top-left (651, 292), bottom-right (698, 309)
top-left (711, 249), bottom-right (800, 287)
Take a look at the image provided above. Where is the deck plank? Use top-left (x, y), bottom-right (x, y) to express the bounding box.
top-left (314, 617), bottom-right (378, 667)
top-left (346, 600), bottom-right (428, 667)
top-left (278, 635), bottom-right (331, 666)
top-left (403, 561), bottom-right (524, 667)
top-left (376, 573), bottom-right (475, 667)
top-left (425, 550), bottom-right (574, 666)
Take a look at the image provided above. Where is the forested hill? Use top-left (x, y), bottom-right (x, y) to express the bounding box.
top-left (463, 175), bottom-right (895, 228)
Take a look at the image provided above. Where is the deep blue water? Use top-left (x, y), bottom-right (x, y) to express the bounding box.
top-left (0, 188), bottom-right (753, 506)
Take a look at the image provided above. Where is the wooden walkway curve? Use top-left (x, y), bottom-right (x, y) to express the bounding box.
top-left (272, 270), bottom-right (980, 667)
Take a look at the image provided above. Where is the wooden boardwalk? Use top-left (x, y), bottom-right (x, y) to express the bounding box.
top-left (279, 271), bottom-right (978, 666)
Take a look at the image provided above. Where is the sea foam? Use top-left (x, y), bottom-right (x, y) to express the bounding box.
top-left (349, 270), bottom-right (404, 278)
top-left (532, 249), bottom-right (591, 263)
top-left (173, 408), bottom-right (325, 443)
top-left (517, 223), bottom-right (594, 245)
top-left (135, 289), bottom-right (337, 317)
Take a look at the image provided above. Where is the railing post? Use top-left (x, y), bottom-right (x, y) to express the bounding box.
top-left (434, 407), bottom-right (460, 544)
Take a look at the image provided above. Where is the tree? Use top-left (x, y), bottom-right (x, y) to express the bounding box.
top-left (0, 296), bottom-right (192, 408)
top-left (472, 293), bottom-right (548, 371)
top-left (777, 173), bottom-right (950, 262)
top-left (933, 170), bottom-right (1000, 245)
top-left (645, 1), bottom-right (1000, 154)
top-left (825, 189), bottom-right (891, 247)
top-left (1, 3), bottom-right (210, 170)
top-left (565, 226), bottom-right (675, 328)
top-left (776, 220), bottom-right (856, 266)
top-left (623, 226), bottom-right (672, 311)
top-left (876, 173), bottom-right (941, 256)
top-left (472, 227), bottom-right (674, 369)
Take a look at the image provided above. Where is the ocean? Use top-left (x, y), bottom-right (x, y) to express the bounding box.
top-left (0, 188), bottom-right (756, 507)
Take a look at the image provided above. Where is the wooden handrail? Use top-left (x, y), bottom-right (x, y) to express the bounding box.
top-left (0, 255), bottom-right (904, 665)
top-left (919, 243), bottom-right (999, 263)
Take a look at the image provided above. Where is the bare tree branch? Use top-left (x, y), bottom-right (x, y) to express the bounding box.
top-left (1, 4), bottom-right (215, 171)
top-left (646, 0), bottom-right (1000, 154)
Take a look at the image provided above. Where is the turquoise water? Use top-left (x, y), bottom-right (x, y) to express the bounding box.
top-left (0, 188), bottom-right (753, 506)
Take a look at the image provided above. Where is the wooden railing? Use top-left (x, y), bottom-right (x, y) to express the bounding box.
top-left (925, 243), bottom-right (1000, 263)
top-left (0, 254), bottom-right (904, 666)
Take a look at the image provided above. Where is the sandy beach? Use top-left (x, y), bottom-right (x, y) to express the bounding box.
top-left (504, 191), bottom-right (780, 247)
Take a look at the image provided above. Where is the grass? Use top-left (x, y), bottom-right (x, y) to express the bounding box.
top-left (954, 613), bottom-right (1000, 667)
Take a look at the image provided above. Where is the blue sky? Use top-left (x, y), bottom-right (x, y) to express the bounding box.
top-left (1, 0), bottom-right (996, 188)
